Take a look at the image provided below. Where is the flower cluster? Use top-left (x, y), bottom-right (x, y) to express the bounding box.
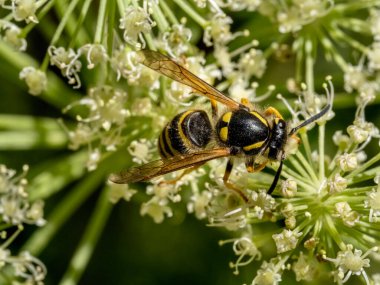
top-left (2, 0), bottom-right (380, 284)
top-left (0, 165), bottom-right (46, 284)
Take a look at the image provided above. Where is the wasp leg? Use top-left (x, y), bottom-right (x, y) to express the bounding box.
top-left (159, 163), bottom-right (204, 185)
top-left (263, 106), bottom-right (284, 120)
top-left (211, 99), bottom-right (218, 121)
top-left (245, 158), bottom-right (267, 173)
top-left (223, 158), bottom-right (248, 202)
top-left (240, 98), bottom-right (254, 109)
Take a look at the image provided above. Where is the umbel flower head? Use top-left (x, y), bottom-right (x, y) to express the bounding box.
top-left (2, 0), bottom-right (380, 284)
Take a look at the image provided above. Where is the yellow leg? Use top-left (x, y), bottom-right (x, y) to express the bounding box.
top-left (264, 106), bottom-right (284, 120)
top-left (245, 158), bottom-right (267, 173)
top-left (240, 98), bottom-right (253, 109)
top-left (223, 159), bottom-right (248, 202)
top-left (159, 163), bottom-right (203, 185)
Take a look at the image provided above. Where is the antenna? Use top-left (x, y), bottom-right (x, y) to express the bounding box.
top-left (288, 104), bottom-right (331, 136)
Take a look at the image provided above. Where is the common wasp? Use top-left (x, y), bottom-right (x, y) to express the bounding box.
top-left (110, 50), bottom-right (330, 200)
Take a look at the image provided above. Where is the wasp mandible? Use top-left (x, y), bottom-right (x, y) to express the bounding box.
top-left (110, 50), bottom-right (330, 199)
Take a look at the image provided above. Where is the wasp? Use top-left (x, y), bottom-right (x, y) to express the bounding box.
top-left (110, 50), bottom-right (330, 200)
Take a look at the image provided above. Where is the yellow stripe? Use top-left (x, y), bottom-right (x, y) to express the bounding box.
top-left (274, 118), bottom-right (280, 124)
top-left (219, 127), bottom-right (228, 142)
top-left (178, 110), bottom-right (193, 147)
top-left (159, 132), bottom-right (170, 158)
top-left (243, 140), bottom-right (265, 151)
top-left (165, 126), bottom-right (178, 155)
top-left (250, 111), bottom-right (268, 127)
top-left (222, 112), bottom-right (232, 123)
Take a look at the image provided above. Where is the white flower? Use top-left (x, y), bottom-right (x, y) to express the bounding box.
top-left (336, 153), bottom-right (358, 172)
top-left (187, 190), bottom-right (212, 219)
top-left (140, 196), bottom-right (173, 223)
top-left (292, 252), bottom-right (317, 281)
top-left (327, 174), bottom-right (347, 194)
top-left (238, 48), bottom-right (267, 79)
top-left (119, 4), bottom-right (155, 48)
top-left (128, 139), bottom-right (154, 165)
top-left (368, 41), bottom-right (380, 70)
top-left (79, 44), bottom-right (108, 69)
top-left (272, 229), bottom-right (302, 253)
top-left (334, 202), bottom-right (359, 227)
top-left (220, 235), bottom-right (261, 275)
top-left (11, 0), bottom-right (39, 23)
top-left (252, 261), bottom-right (282, 285)
top-left (48, 46), bottom-right (82, 88)
top-left (324, 244), bottom-right (378, 285)
top-left (108, 183), bottom-right (137, 203)
top-left (281, 178), bottom-right (297, 197)
top-left (19, 67), bottom-right (47, 95)
top-left (364, 185), bottom-right (380, 222)
top-left (0, 20), bottom-right (27, 51)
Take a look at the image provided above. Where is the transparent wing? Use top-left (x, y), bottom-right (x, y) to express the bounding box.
top-left (109, 148), bottom-right (231, 184)
top-left (137, 50), bottom-right (240, 109)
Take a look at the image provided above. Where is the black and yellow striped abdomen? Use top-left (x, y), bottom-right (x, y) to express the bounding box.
top-left (158, 110), bottom-right (213, 158)
top-left (216, 109), bottom-right (270, 155)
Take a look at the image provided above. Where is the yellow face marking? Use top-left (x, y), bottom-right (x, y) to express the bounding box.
top-left (274, 118), bottom-right (280, 124)
top-left (165, 126), bottom-right (178, 155)
top-left (178, 110), bottom-right (194, 147)
top-left (219, 127), bottom-right (228, 142)
top-left (243, 140), bottom-right (265, 151)
top-left (250, 111), bottom-right (268, 127)
top-left (222, 112), bottom-right (232, 123)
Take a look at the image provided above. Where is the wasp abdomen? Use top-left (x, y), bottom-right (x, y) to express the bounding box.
top-left (216, 109), bottom-right (270, 155)
top-left (158, 110), bottom-right (213, 158)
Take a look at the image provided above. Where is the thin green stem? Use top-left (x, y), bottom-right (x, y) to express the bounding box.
top-left (94, 0), bottom-right (108, 43)
top-left (345, 152), bottom-right (380, 180)
top-left (151, 1), bottom-right (169, 32)
top-left (290, 153), bottom-right (319, 185)
top-left (318, 124), bottom-right (326, 181)
top-left (106, 0), bottom-right (116, 56)
top-left (69, 0), bottom-right (94, 48)
top-left (58, 187), bottom-right (112, 285)
top-left (22, 169), bottom-right (103, 255)
top-left (304, 36), bottom-right (315, 106)
top-left (51, 0), bottom-right (81, 45)
top-left (1, 225), bottom-right (23, 249)
top-left (160, 0), bottom-right (179, 25)
top-left (300, 132), bottom-right (313, 165)
top-left (281, 168), bottom-right (316, 192)
top-left (323, 214), bottom-right (346, 250)
top-left (173, 0), bottom-right (208, 27)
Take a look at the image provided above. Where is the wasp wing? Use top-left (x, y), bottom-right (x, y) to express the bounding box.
top-left (137, 50), bottom-right (240, 109)
top-left (109, 148), bottom-right (231, 184)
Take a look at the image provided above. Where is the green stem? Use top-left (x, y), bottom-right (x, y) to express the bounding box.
top-left (344, 152), bottom-right (380, 180)
top-left (151, 1), bottom-right (169, 32)
top-left (160, 0), bottom-right (179, 25)
top-left (22, 169), bottom-right (103, 255)
top-left (318, 124), bottom-right (326, 181)
top-left (323, 214), bottom-right (346, 250)
top-left (173, 0), bottom-right (208, 28)
top-left (300, 130), bottom-right (313, 164)
top-left (69, 0), bottom-right (94, 48)
top-left (94, 0), bottom-right (108, 43)
top-left (58, 187), bottom-right (112, 285)
top-left (51, 0), bottom-right (81, 45)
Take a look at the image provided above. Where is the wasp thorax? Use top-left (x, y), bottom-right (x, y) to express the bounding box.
top-left (216, 109), bottom-right (270, 155)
